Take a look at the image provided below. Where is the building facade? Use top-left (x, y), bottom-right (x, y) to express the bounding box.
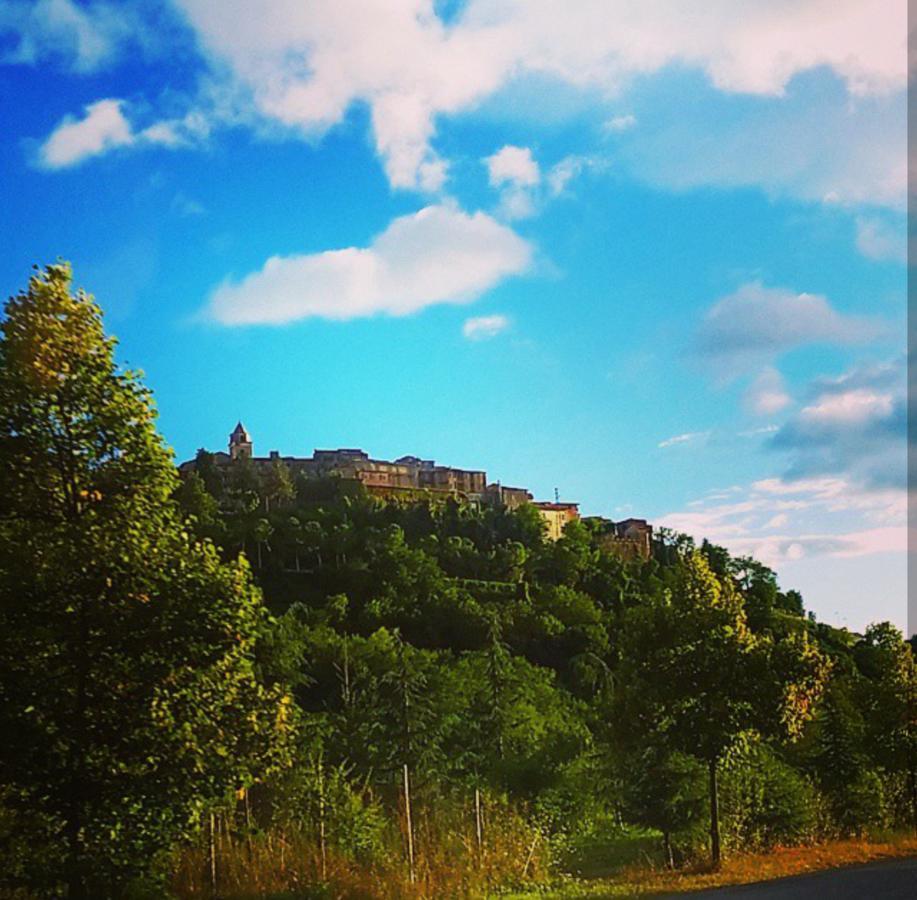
top-left (532, 502), bottom-right (581, 541)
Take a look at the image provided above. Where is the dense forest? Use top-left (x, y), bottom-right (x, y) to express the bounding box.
top-left (1, 265), bottom-right (914, 899)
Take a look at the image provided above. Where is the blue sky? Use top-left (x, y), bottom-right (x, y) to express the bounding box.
top-left (0, 1), bottom-right (908, 632)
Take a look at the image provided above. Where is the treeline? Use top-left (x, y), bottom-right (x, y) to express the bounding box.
top-left (1, 265), bottom-right (914, 899)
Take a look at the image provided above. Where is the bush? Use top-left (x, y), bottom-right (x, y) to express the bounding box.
top-left (829, 769), bottom-right (885, 836)
top-left (721, 742), bottom-right (817, 850)
top-left (270, 756), bottom-right (389, 864)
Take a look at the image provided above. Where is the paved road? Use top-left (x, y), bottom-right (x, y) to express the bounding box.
top-left (659, 856), bottom-right (917, 899)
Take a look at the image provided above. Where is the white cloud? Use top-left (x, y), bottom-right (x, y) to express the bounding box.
top-left (171, 0), bottom-right (905, 192)
top-left (38, 99), bottom-right (134, 168)
top-left (855, 215), bottom-right (907, 263)
top-left (744, 367), bottom-right (791, 416)
top-left (207, 203), bottom-right (532, 325)
top-left (495, 187), bottom-right (537, 221)
top-left (484, 145), bottom-right (540, 187)
top-left (604, 113), bottom-right (636, 133)
top-left (621, 73), bottom-right (905, 209)
top-left (658, 430), bottom-right (709, 449)
top-left (739, 425), bottom-right (779, 438)
top-left (659, 475), bottom-right (906, 568)
top-left (696, 282), bottom-right (886, 375)
top-left (37, 100), bottom-right (209, 169)
top-left (483, 145), bottom-right (541, 219)
top-left (771, 357), bottom-right (906, 490)
top-left (798, 389), bottom-right (893, 427)
top-left (545, 154), bottom-right (604, 196)
top-left (463, 314), bottom-right (509, 340)
top-left (0, 0), bottom-right (127, 72)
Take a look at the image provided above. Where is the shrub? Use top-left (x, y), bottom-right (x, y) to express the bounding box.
top-left (721, 742), bottom-right (817, 850)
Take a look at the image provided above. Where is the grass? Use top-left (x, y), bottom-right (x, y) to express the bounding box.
top-left (499, 831), bottom-right (917, 899)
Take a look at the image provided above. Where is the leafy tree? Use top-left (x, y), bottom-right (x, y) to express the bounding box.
top-left (174, 469), bottom-right (219, 527)
top-left (853, 623), bottom-right (917, 829)
top-left (615, 551), bottom-right (826, 867)
top-left (0, 264), bottom-right (293, 896)
top-left (263, 457), bottom-right (294, 511)
top-left (810, 678), bottom-right (886, 835)
top-left (192, 448), bottom-right (224, 499)
top-left (620, 748), bottom-right (707, 868)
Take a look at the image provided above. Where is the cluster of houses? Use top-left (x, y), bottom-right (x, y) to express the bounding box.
top-left (180, 423), bottom-right (653, 558)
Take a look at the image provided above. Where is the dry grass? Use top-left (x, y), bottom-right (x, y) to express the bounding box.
top-left (504, 832), bottom-right (917, 898)
top-left (170, 801), bottom-right (550, 899)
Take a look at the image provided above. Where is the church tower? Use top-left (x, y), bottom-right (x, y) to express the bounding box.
top-left (229, 421), bottom-right (253, 460)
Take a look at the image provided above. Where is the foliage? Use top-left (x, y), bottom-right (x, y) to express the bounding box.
top-left (0, 265), bottom-right (292, 897)
top-left (2, 261), bottom-right (911, 894)
top-left (720, 741), bottom-right (817, 850)
top-left (619, 749), bottom-right (707, 866)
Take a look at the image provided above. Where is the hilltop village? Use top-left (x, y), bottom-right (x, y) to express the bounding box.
top-left (180, 422), bottom-right (654, 558)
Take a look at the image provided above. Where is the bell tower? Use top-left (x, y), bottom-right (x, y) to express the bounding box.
top-left (229, 421), bottom-right (253, 460)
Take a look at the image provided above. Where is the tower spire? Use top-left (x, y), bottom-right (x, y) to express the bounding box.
top-left (229, 421), bottom-right (253, 460)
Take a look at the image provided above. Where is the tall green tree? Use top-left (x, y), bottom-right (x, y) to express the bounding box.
top-left (620, 748), bottom-right (707, 868)
top-left (0, 264), bottom-right (293, 896)
top-left (616, 551), bottom-right (826, 867)
top-left (854, 624), bottom-right (917, 830)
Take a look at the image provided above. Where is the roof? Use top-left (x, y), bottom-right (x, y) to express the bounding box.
top-left (231, 421), bottom-right (250, 438)
top-left (533, 501), bottom-right (579, 511)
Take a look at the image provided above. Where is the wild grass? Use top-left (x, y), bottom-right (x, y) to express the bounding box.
top-left (170, 798), bottom-right (549, 899)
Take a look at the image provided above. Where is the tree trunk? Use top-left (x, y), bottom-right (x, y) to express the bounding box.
top-left (474, 786), bottom-right (483, 858)
top-left (908, 758), bottom-right (916, 835)
top-left (244, 788), bottom-right (253, 855)
top-left (403, 763), bottom-right (415, 884)
top-left (709, 757), bottom-right (721, 868)
top-left (318, 756), bottom-right (327, 881)
top-left (65, 586), bottom-right (90, 900)
top-left (663, 830), bottom-right (674, 870)
top-left (209, 812), bottom-right (217, 897)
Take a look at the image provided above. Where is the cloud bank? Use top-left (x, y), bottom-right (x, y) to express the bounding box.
top-left (695, 282), bottom-right (885, 374)
top-left (168, 0), bottom-right (905, 192)
top-left (207, 203), bottom-right (532, 325)
top-left (771, 357), bottom-right (906, 490)
top-left (20, 2), bottom-right (906, 208)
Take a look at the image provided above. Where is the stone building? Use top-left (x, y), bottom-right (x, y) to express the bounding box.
top-left (182, 424), bottom-right (489, 503)
top-left (583, 515), bottom-right (655, 560)
top-left (614, 518), bottom-right (654, 558)
top-left (181, 425), bottom-right (653, 550)
top-left (484, 483), bottom-right (534, 509)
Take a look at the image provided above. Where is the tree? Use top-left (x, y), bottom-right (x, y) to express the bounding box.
top-left (174, 469), bottom-right (219, 527)
top-left (810, 681), bottom-right (884, 835)
top-left (0, 264), bottom-right (293, 896)
top-left (615, 551), bottom-right (826, 867)
top-left (263, 457), bottom-right (294, 512)
top-left (620, 748), bottom-right (707, 868)
top-left (854, 623), bottom-right (917, 830)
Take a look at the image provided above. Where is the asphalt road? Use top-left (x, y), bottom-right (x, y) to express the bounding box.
top-left (659, 856), bottom-right (917, 898)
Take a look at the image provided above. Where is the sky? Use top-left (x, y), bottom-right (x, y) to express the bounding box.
top-left (0, 0), bottom-right (908, 633)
